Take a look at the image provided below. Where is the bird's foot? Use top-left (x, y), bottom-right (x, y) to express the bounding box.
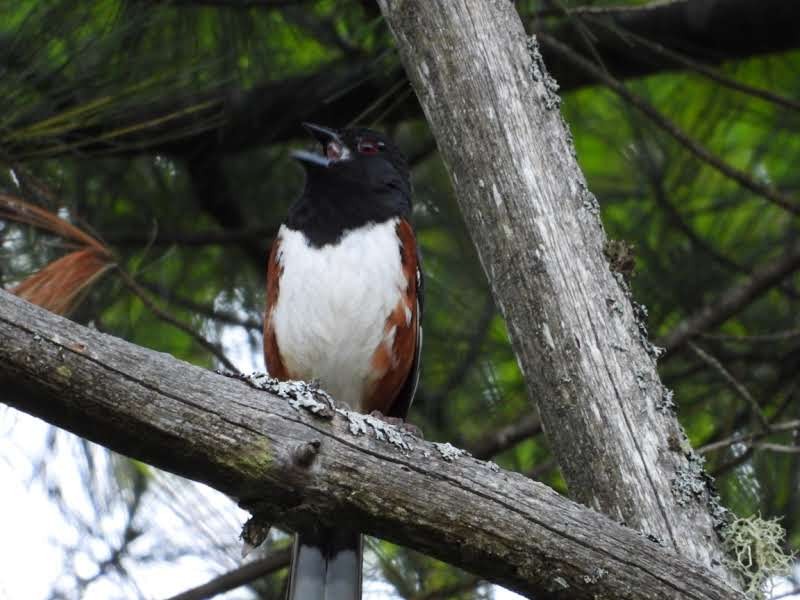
top-left (216, 368), bottom-right (248, 380)
top-left (369, 411), bottom-right (424, 439)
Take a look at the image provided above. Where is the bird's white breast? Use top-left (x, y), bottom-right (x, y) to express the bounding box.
top-left (271, 218), bottom-right (405, 410)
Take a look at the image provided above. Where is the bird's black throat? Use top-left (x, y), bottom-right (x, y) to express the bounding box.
top-left (287, 161), bottom-right (411, 248)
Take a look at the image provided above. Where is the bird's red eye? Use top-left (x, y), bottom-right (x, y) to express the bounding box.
top-left (357, 139), bottom-right (381, 155)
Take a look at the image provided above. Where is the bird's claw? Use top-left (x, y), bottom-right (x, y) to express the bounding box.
top-left (369, 410), bottom-right (423, 438)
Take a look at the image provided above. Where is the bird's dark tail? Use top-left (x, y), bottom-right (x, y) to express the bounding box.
top-left (286, 527), bottom-right (362, 600)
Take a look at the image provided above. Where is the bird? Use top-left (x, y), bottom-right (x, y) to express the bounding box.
top-left (263, 123), bottom-right (423, 600)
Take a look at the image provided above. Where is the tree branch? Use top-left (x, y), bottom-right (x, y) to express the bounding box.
top-left (169, 0), bottom-right (310, 7)
top-left (658, 243), bottom-right (800, 355)
top-left (139, 281), bottom-right (262, 331)
top-left (467, 414), bottom-right (542, 461)
top-left (688, 342), bottom-right (769, 430)
top-left (534, 0), bottom-right (800, 92)
top-left (538, 33), bottom-right (800, 216)
top-left (0, 290), bottom-right (742, 600)
top-left (699, 421), bottom-right (800, 456)
top-left (115, 268), bottom-right (240, 373)
top-left (165, 547), bottom-right (291, 600)
top-left (9, 0), bottom-right (800, 161)
top-left (186, 157), bottom-right (268, 270)
top-left (103, 226), bottom-right (277, 248)
top-left (579, 13), bottom-right (800, 113)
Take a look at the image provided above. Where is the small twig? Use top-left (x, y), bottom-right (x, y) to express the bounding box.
top-left (531, 0), bottom-right (684, 20)
top-left (167, 0), bottom-right (308, 8)
top-left (582, 14), bottom-right (800, 113)
top-left (410, 575), bottom-right (483, 600)
top-left (630, 116), bottom-right (747, 277)
top-left (689, 342), bottom-right (769, 431)
top-left (700, 329), bottom-right (800, 343)
top-left (348, 77), bottom-right (409, 127)
top-left (656, 243), bottom-right (800, 355)
top-left (139, 281), bottom-right (262, 331)
top-left (698, 420), bottom-right (800, 455)
top-left (538, 33), bottom-right (800, 216)
top-left (427, 295), bottom-right (495, 409)
top-left (753, 443), bottom-right (800, 454)
top-left (407, 138), bottom-right (438, 168)
top-left (116, 268), bottom-right (240, 373)
top-left (467, 414), bottom-right (543, 460)
top-left (711, 449), bottom-right (753, 478)
top-left (710, 384), bottom-right (799, 477)
top-left (527, 458), bottom-right (558, 481)
top-left (103, 225), bottom-right (277, 248)
top-left (164, 547), bottom-right (292, 600)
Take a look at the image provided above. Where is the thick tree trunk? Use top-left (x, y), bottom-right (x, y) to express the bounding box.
top-left (377, 0), bottom-right (738, 586)
top-left (0, 290), bottom-right (742, 599)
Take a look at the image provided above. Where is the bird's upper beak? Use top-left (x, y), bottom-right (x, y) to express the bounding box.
top-left (291, 123), bottom-right (350, 168)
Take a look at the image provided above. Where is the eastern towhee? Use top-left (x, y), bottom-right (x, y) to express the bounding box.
top-left (263, 123), bottom-right (423, 600)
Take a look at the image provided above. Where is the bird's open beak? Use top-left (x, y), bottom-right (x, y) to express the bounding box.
top-left (291, 123), bottom-right (350, 168)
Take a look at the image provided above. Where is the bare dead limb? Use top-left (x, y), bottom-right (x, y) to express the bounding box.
top-left (658, 243), bottom-right (800, 354)
top-left (165, 548), bottom-right (291, 600)
top-left (0, 290), bottom-right (741, 600)
top-left (116, 268), bottom-right (239, 373)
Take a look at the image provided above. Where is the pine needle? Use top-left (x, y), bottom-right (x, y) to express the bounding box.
top-left (1, 194), bottom-right (114, 315)
top-left (12, 248), bottom-right (114, 316)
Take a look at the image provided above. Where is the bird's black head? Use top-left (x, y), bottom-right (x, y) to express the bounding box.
top-left (288, 123), bottom-right (412, 246)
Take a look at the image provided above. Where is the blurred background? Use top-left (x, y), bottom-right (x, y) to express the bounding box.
top-left (0, 0), bottom-right (798, 598)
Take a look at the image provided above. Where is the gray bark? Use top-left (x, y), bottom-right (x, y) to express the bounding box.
top-left (0, 290), bottom-right (743, 600)
top-left (377, 0), bottom-right (737, 585)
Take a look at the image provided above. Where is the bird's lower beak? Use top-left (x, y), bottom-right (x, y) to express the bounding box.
top-left (291, 122), bottom-right (348, 168)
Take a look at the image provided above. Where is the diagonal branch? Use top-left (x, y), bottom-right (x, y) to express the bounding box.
top-left (169, 0), bottom-right (311, 6)
top-left (103, 226), bottom-right (277, 248)
top-left (699, 420), bottom-right (800, 456)
top-left (139, 280), bottom-right (262, 331)
top-left (658, 243), bottom-right (800, 355)
top-left (116, 268), bottom-right (240, 373)
top-left (0, 290), bottom-right (741, 600)
top-left (165, 547), bottom-right (291, 600)
top-left (580, 13), bottom-right (800, 113)
top-left (688, 342), bottom-right (769, 430)
top-left (186, 157), bottom-right (268, 270)
top-left (538, 33), bottom-right (800, 216)
top-left (467, 414), bottom-right (542, 461)
top-left (534, 0), bottom-right (800, 91)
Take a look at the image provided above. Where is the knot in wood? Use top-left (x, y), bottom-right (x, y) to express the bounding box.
top-left (293, 439), bottom-right (322, 467)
